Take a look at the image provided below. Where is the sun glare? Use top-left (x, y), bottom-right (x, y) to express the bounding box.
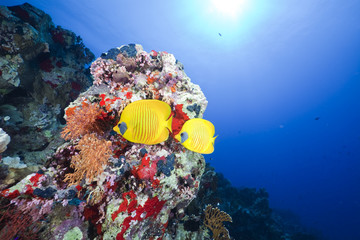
top-left (184, 0), bottom-right (267, 42)
top-left (209, 0), bottom-right (248, 19)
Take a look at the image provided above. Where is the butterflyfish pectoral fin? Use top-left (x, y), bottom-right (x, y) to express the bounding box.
top-left (174, 133), bottom-right (180, 142)
top-left (113, 125), bottom-right (120, 134)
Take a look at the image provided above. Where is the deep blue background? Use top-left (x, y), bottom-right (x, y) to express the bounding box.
top-left (2, 0), bottom-right (360, 239)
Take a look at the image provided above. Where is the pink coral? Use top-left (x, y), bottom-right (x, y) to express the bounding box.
top-left (90, 58), bottom-right (116, 86)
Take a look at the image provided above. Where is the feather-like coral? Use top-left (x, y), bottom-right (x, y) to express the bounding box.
top-left (204, 204), bottom-right (232, 240)
top-left (64, 133), bottom-right (112, 186)
top-left (61, 102), bottom-right (103, 141)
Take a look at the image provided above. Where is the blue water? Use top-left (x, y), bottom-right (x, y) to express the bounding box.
top-left (2, 0), bottom-right (360, 239)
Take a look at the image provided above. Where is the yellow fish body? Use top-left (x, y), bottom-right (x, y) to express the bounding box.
top-left (175, 118), bottom-right (216, 154)
top-left (113, 100), bottom-right (173, 145)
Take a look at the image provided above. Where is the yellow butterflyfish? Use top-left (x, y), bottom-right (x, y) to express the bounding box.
top-left (174, 118), bottom-right (217, 154)
top-left (113, 99), bottom-right (173, 145)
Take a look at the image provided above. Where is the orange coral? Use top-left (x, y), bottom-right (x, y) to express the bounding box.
top-left (61, 102), bottom-right (103, 140)
top-left (146, 71), bottom-right (159, 84)
top-left (64, 133), bottom-right (112, 186)
top-left (204, 205), bottom-right (232, 240)
top-left (65, 106), bottom-right (77, 117)
top-left (170, 84), bottom-right (176, 93)
top-left (147, 76), bottom-right (157, 84)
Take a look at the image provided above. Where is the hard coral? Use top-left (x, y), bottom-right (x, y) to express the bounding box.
top-left (64, 133), bottom-right (112, 186)
top-left (90, 58), bottom-right (117, 86)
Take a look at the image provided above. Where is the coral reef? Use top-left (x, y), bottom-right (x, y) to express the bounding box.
top-left (0, 42), bottom-right (208, 239)
top-left (0, 4), bottom-right (319, 240)
top-left (0, 3), bottom-right (94, 174)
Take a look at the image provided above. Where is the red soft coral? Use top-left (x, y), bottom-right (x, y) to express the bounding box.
top-left (172, 104), bottom-right (190, 137)
top-left (115, 195), bottom-right (166, 240)
top-left (132, 154), bottom-right (158, 180)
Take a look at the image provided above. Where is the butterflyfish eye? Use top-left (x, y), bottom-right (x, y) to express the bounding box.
top-left (119, 122), bottom-right (127, 135)
top-left (180, 132), bottom-right (188, 143)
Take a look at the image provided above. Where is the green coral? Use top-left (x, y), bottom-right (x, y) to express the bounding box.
top-left (63, 227), bottom-right (83, 240)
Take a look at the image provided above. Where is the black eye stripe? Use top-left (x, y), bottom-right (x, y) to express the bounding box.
top-left (119, 122), bottom-right (127, 135)
top-left (180, 132), bottom-right (188, 143)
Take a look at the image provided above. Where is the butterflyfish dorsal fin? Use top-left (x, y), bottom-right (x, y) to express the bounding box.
top-left (212, 135), bottom-right (218, 145)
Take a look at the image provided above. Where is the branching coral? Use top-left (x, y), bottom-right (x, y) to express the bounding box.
top-left (61, 102), bottom-right (103, 141)
top-left (64, 133), bottom-right (112, 186)
top-left (204, 204), bottom-right (232, 240)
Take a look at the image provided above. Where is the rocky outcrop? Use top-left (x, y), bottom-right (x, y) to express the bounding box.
top-left (0, 44), bottom-right (209, 240)
top-left (0, 3), bottom-right (94, 169)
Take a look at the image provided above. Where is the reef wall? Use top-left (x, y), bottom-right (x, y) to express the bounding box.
top-left (0, 3), bottom-right (94, 184)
